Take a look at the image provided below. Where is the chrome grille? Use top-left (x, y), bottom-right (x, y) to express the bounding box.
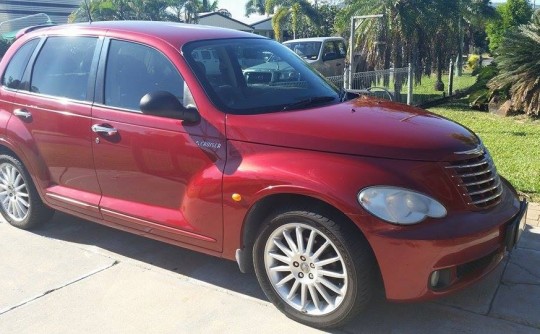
top-left (447, 152), bottom-right (503, 208)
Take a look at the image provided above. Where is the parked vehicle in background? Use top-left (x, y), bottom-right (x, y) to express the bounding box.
top-left (0, 21), bottom-right (528, 329)
top-left (283, 37), bottom-right (347, 77)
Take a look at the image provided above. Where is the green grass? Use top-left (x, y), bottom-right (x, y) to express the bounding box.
top-left (428, 98), bottom-right (540, 201)
top-left (411, 73), bottom-right (477, 105)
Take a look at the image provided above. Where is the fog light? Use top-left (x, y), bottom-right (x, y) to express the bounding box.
top-left (429, 268), bottom-right (453, 290)
top-left (430, 271), bottom-right (440, 288)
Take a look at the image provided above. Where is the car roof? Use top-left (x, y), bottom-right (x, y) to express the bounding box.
top-left (22, 21), bottom-right (264, 47)
top-left (283, 37), bottom-right (345, 44)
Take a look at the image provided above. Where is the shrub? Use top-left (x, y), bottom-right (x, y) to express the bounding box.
top-left (467, 54), bottom-right (481, 73)
top-left (468, 63), bottom-right (504, 110)
top-left (488, 10), bottom-right (540, 116)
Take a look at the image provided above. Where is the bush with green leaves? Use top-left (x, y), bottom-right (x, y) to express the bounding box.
top-left (467, 54), bottom-right (481, 73)
top-left (468, 63), bottom-right (501, 110)
top-left (488, 10), bottom-right (540, 116)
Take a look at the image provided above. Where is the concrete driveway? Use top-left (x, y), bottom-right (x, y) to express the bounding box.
top-left (1, 204), bottom-right (539, 333)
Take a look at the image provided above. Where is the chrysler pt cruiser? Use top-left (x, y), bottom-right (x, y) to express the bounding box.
top-left (0, 22), bottom-right (528, 328)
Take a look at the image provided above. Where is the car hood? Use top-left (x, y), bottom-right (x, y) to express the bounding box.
top-left (225, 97), bottom-right (480, 161)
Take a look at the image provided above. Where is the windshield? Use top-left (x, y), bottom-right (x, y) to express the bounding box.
top-left (283, 41), bottom-right (321, 60)
top-left (183, 38), bottom-right (339, 115)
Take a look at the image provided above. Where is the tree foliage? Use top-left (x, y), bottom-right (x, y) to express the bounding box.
top-left (486, 0), bottom-right (533, 51)
top-left (488, 10), bottom-right (540, 116)
top-left (334, 0), bottom-right (493, 86)
top-left (69, 0), bottom-right (219, 23)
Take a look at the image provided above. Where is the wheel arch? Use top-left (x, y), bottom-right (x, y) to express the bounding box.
top-left (236, 192), bottom-right (376, 274)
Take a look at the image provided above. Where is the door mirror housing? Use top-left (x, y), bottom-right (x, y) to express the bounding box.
top-left (140, 91), bottom-right (200, 123)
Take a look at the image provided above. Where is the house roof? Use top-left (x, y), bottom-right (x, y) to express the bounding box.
top-left (197, 12), bottom-right (254, 31)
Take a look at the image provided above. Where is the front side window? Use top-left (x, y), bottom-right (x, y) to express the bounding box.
top-left (1, 39), bottom-right (39, 90)
top-left (31, 36), bottom-right (97, 101)
top-left (104, 40), bottom-right (191, 112)
top-left (184, 38), bottom-right (339, 115)
top-left (335, 41), bottom-right (347, 58)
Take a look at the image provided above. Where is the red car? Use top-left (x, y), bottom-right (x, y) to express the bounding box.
top-left (0, 22), bottom-right (528, 328)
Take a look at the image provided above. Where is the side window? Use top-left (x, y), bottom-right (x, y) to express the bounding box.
top-left (201, 50), bottom-right (211, 60)
top-left (1, 39), bottom-right (39, 90)
top-left (31, 37), bottom-right (97, 101)
top-left (335, 41), bottom-right (347, 58)
top-left (104, 40), bottom-right (189, 112)
top-left (322, 41), bottom-right (337, 59)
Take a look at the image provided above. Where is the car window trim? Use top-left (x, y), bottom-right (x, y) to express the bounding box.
top-left (22, 35), bottom-right (102, 103)
top-left (0, 37), bottom-right (44, 93)
top-left (96, 37), bottom-right (192, 115)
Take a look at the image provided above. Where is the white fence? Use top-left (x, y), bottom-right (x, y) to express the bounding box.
top-left (326, 66), bottom-right (413, 105)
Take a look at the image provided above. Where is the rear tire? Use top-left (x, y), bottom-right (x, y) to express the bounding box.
top-left (0, 154), bottom-right (54, 229)
top-left (253, 209), bottom-right (375, 329)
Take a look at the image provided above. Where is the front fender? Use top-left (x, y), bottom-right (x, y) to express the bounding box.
top-left (220, 140), bottom-right (454, 260)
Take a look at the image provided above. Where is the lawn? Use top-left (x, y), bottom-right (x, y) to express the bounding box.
top-left (428, 98), bottom-right (540, 201)
top-left (411, 73), bottom-right (477, 105)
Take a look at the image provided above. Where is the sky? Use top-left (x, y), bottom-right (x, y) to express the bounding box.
top-left (218, 0), bottom-right (266, 24)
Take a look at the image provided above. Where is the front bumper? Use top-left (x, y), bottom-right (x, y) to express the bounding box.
top-left (354, 186), bottom-right (526, 301)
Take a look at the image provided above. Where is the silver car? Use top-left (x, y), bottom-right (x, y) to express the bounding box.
top-left (283, 37), bottom-right (347, 77)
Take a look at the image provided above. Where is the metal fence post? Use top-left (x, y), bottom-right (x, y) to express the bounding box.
top-left (448, 59), bottom-right (454, 97)
top-left (407, 63), bottom-right (413, 105)
top-left (344, 62), bottom-right (350, 91)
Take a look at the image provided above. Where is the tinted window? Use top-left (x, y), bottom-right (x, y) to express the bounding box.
top-left (201, 50), bottom-right (211, 60)
top-left (31, 37), bottom-right (97, 101)
top-left (335, 41), bottom-right (347, 58)
top-left (323, 41), bottom-right (336, 56)
top-left (284, 42), bottom-right (321, 60)
top-left (184, 38), bottom-right (339, 115)
top-left (1, 39), bottom-right (39, 90)
top-left (104, 40), bottom-right (187, 111)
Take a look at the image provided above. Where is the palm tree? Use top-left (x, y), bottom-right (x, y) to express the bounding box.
top-left (336, 0), bottom-right (493, 89)
top-left (201, 0), bottom-right (219, 12)
top-left (488, 11), bottom-right (540, 116)
top-left (70, 0), bottom-right (182, 22)
top-left (265, 0), bottom-right (321, 41)
top-left (245, 0), bottom-right (266, 16)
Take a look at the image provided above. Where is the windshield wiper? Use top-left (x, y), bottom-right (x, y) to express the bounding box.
top-left (282, 96), bottom-right (337, 111)
top-left (339, 88), bottom-right (363, 102)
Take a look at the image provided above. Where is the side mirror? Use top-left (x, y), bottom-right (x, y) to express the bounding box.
top-left (140, 91), bottom-right (200, 123)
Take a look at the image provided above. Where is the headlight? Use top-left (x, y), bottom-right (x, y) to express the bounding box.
top-left (358, 186), bottom-right (447, 225)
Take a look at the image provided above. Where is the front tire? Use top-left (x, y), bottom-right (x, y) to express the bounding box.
top-left (253, 209), bottom-right (375, 329)
top-left (0, 154), bottom-right (54, 229)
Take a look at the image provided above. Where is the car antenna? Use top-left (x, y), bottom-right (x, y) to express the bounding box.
top-left (83, 0), bottom-right (93, 23)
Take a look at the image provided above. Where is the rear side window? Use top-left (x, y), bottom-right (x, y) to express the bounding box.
top-left (104, 40), bottom-right (189, 112)
top-left (31, 36), bottom-right (97, 101)
top-left (1, 39), bottom-right (39, 90)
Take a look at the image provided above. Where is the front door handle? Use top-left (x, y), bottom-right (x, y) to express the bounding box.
top-left (91, 124), bottom-right (118, 136)
top-left (13, 108), bottom-right (32, 119)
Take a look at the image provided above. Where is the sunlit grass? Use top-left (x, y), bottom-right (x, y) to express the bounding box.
top-left (428, 98), bottom-right (540, 201)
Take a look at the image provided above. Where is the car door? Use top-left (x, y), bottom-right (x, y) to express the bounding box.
top-left (320, 40), bottom-right (340, 76)
top-left (91, 38), bottom-right (225, 251)
top-left (5, 36), bottom-right (103, 218)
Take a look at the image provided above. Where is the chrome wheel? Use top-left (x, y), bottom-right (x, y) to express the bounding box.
top-left (0, 162), bottom-right (30, 222)
top-left (264, 223), bottom-right (348, 316)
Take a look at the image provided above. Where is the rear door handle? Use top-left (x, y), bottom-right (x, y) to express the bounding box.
top-left (13, 108), bottom-right (32, 119)
top-left (91, 124), bottom-right (118, 136)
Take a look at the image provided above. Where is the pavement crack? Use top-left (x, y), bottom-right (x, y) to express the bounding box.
top-left (487, 257), bottom-right (510, 315)
top-left (0, 260), bottom-right (119, 316)
top-left (504, 261), bottom-right (540, 283)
